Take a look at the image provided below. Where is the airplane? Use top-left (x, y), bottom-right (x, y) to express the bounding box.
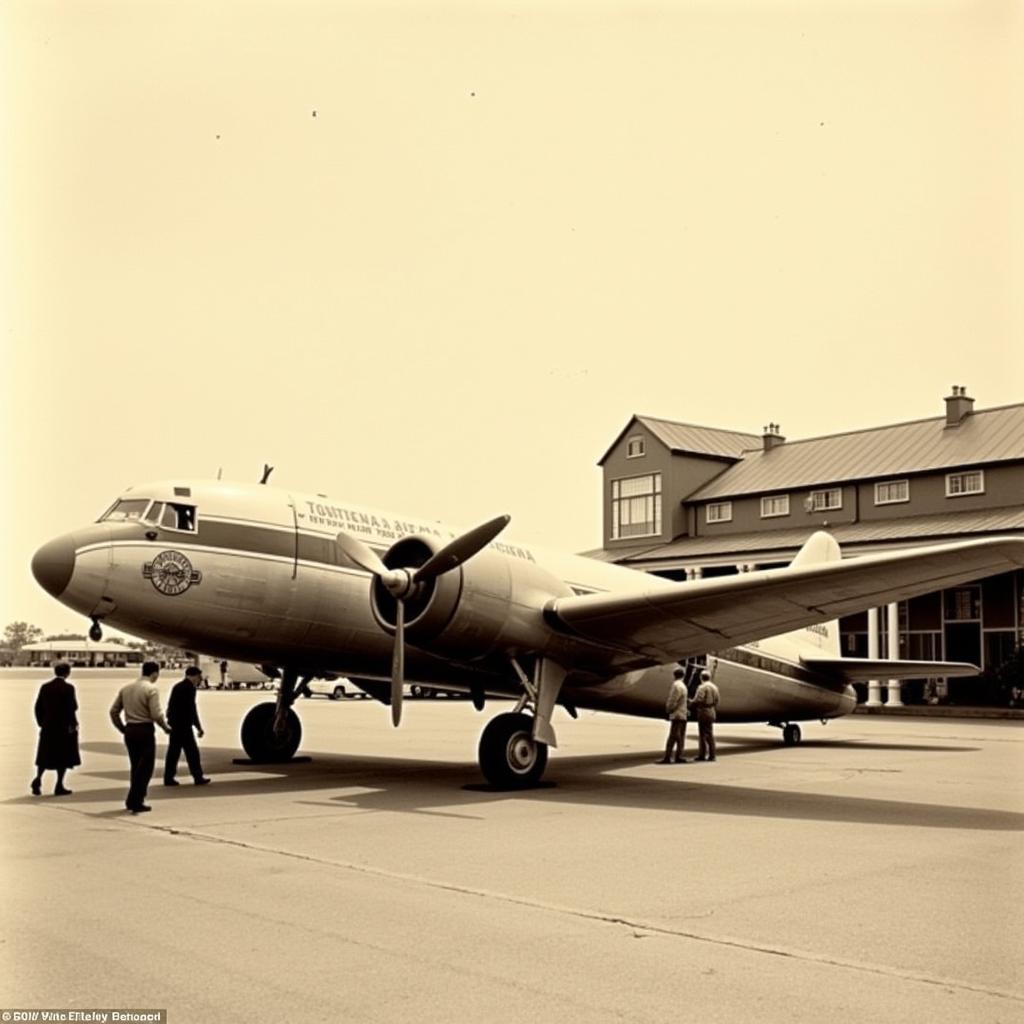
top-left (30, 478), bottom-right (1024, 787)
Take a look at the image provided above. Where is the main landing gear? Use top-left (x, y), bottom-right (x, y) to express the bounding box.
top-left (478, 713), bottom-right (548, 788)
top-left (240, 667), bottom-right (303, 762)
top-left (768, 720), bottom-right (802, 746)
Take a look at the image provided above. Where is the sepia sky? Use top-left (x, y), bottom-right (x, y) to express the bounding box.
top-left (2, 0), bottom-right (1022, 637)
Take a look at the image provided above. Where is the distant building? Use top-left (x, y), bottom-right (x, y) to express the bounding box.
top-left (20, 640), bottom-right (144, 669)
top-left (593, 387), bottom-right (1024, 706)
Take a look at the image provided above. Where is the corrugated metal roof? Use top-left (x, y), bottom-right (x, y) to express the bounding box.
top-left (691, 403), bottom-right (1024, 499)
top-left (638, 416), bottom-right (761, 460)
top-left (616, 507), bottom-right (1024, 565)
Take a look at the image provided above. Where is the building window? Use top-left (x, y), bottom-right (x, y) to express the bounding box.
top-left (706, 501), bottom-right (732, 523)
top-left (612, 473), bottom-right (662, 539)
top-left (760, 494), bottom-right (790, 518)
top-left (626, 436), bottom-right (646, 458)
top-left (874, 479), bottom-right (909, 505)
top-left (808, 488), bottom-right (842, 512)
top-left (945, 470), bottom-right (984, 497)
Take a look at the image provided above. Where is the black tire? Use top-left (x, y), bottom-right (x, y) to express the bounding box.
top-left (240, 702), bottom-right (302, 763)
top-left (783, 723), bottom-right (802, 746)
top-left (331, 685), bottom-right (345, 701)
top-left (478, 712), bottom-right (548, 788)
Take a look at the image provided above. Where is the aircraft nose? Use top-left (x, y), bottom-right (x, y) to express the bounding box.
top-left (32, 533), bottom-right (76, 598)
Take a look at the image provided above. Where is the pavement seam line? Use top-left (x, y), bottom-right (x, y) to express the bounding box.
top-left (143, 820), bottom-right (1022, 1005)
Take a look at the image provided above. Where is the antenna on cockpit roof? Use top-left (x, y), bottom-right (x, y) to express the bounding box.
top-left (217, 467), bottom-right (223, 480)
top-left (260, 464), bottom-right (274, 485)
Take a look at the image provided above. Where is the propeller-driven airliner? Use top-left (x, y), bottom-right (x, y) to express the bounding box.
top-left (31, 478), bottom-right (1024, 786)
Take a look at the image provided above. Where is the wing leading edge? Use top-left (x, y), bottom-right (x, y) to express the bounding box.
top-left (549, 535), bottom-right (1024, 667)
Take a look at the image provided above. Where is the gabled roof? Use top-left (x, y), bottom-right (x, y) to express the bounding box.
top-left (598, 414), bottom-right (761, 465)
top-left (690, 403), bottom-right (1024, 501)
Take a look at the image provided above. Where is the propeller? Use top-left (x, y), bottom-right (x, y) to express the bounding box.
top-left (336, 514), bottom-right (510, 726)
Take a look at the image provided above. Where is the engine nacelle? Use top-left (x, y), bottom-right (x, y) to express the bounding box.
top-left (370, 534), bottom-right (572, 660)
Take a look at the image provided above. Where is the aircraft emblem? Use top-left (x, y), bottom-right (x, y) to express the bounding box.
top-left (142, 550), bottom-right (202, 596)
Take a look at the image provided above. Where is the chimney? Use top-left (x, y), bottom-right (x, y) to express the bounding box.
top-left (762, 422), bottom-right (785, 451)
top-left (944, 385), bottom-right (975, 427)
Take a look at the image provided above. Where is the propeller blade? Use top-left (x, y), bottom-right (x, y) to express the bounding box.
top-left (413, 514), bottom-right (511, 583)
top-left (391, 599), bottom-right (405, 727)
top-left (335, 532), bottom-right (389, 576)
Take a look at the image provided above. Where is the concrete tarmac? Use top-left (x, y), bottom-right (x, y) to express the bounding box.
top-left (2, 671), bottom-right (1023, 1024)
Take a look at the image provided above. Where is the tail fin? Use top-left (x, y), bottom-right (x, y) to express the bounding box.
top-left (789, 531), bottom-right (842, 655)
top-left (790, 530), bottom-right (842, 568)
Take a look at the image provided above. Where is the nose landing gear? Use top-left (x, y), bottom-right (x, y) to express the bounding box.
top-left (88, 616), bottom-right (103, 642)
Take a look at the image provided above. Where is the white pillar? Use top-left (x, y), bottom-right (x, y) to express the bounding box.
top-left (865, 607), bottom-right (882, 706)
top-left (692, 566), bottom-right (703, 580)
top-left (885, 601), bottom-right (903, 706)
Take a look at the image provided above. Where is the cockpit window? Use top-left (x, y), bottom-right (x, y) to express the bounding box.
top-left (102, 498), bottom-right (197, 531)
top-left (101, 499), bottom-right (152, 522)
top-left (145, 501), bottom-right (197, 532)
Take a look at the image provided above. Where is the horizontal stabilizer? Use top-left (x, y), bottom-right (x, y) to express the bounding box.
top-left (801, 657), bottom-right (980, 681)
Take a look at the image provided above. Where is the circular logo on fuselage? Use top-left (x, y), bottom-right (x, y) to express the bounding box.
top-left (143, 550), bottom-right (202, 596)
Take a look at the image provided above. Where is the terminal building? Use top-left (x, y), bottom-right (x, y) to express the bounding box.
top-left (21, 639), bottom-right (144, 669)
top-left (591, 387), bottom-right (1024, 706)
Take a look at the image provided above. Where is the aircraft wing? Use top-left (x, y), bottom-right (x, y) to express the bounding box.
top-left (800, 657), bottom-right (979, 681)
top-left (549, 537), bottom-right (1024, 665)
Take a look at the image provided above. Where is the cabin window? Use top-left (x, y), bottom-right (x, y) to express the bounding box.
top-left (874, 479), bottom-right (909, 505)
top-left (706, 502), bottom-right (732, 523)
top-left (760, 494), bottom-right (790, 518)
top-left (808, 488), bottom-right (842, 512)
top-left (101, 499), bottom-right (152, 522)
top-left (611, 473), bottom-right (662, 538)
top-left (945, 470), bottom-right (984, 497)
top-left (626, 436), bottom-right (646, 459)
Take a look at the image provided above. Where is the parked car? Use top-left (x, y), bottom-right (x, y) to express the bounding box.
top-left (301, 676), bottom-right (367, 700)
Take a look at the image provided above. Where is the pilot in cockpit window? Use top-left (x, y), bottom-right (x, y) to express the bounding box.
top-left (154, 502), bottom-right (197, 532)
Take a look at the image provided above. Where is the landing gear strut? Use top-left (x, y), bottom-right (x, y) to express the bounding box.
top-left (240, 667), bottom-right (303, 762)
top-left (769, 720), bottom-right (802, 746)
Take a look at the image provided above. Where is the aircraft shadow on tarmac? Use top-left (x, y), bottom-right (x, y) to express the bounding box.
top-left (11, 737), bottom-right (1021, 833)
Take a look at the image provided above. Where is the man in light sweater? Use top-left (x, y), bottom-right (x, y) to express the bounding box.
top-left (109, 661), bottom-right (170, 814)
top-left (657, 666), bottom-right (690, 764)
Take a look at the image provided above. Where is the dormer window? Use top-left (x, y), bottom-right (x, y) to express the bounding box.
top-left (945, 471), bottom-right (984, 497)
top-left (760, 494), bottom-right (790, 518)
top-left (875, 479), bottom-right (909, 505)
top-left (626, 436), bottom-right (646, 459)
top-left (809, 488), bottom-right (842, 512)
top-left (706, 502), bottom-right (732, 523)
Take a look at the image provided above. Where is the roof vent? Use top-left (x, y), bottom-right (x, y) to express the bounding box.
top-left (762, 423), bottom-right (785, 451)
top-left (944, 385), bottom-right (974, 427)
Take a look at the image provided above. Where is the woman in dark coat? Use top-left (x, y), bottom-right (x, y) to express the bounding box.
top-left (31, 662), bottom-right (80, 796)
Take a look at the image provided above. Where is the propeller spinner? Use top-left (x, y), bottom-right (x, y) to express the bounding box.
top-left (335, 515), bottom-right (510, 726)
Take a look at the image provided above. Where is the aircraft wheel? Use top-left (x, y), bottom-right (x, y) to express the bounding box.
top-left (331, 685), bottom-right (346, 701)
top-left (241, 702), bottom-right (302, 763)
top-left (783, 723), bottom-right (802, 746)
top-left (478, 712), bottom-right (548, 788)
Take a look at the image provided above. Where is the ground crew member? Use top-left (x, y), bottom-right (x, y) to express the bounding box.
top-left (164, 665), bottom-right (211, 787)
top-left (658, 666), bottom-right (690, 763)
top-left (691, 669), bottom-right (721, 762)
top-left (109, 661), bottom-right (170, 813)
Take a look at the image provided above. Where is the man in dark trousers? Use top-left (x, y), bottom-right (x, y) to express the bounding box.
top-left (164, 666), bottom-right (211, 787)
top-left (109, 661), bottom-right (171, 813)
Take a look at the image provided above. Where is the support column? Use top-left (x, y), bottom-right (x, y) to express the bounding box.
top-left (865, 607), bottom-right (882, 706)
top-left (885, 601), bottom-right (903, 706)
